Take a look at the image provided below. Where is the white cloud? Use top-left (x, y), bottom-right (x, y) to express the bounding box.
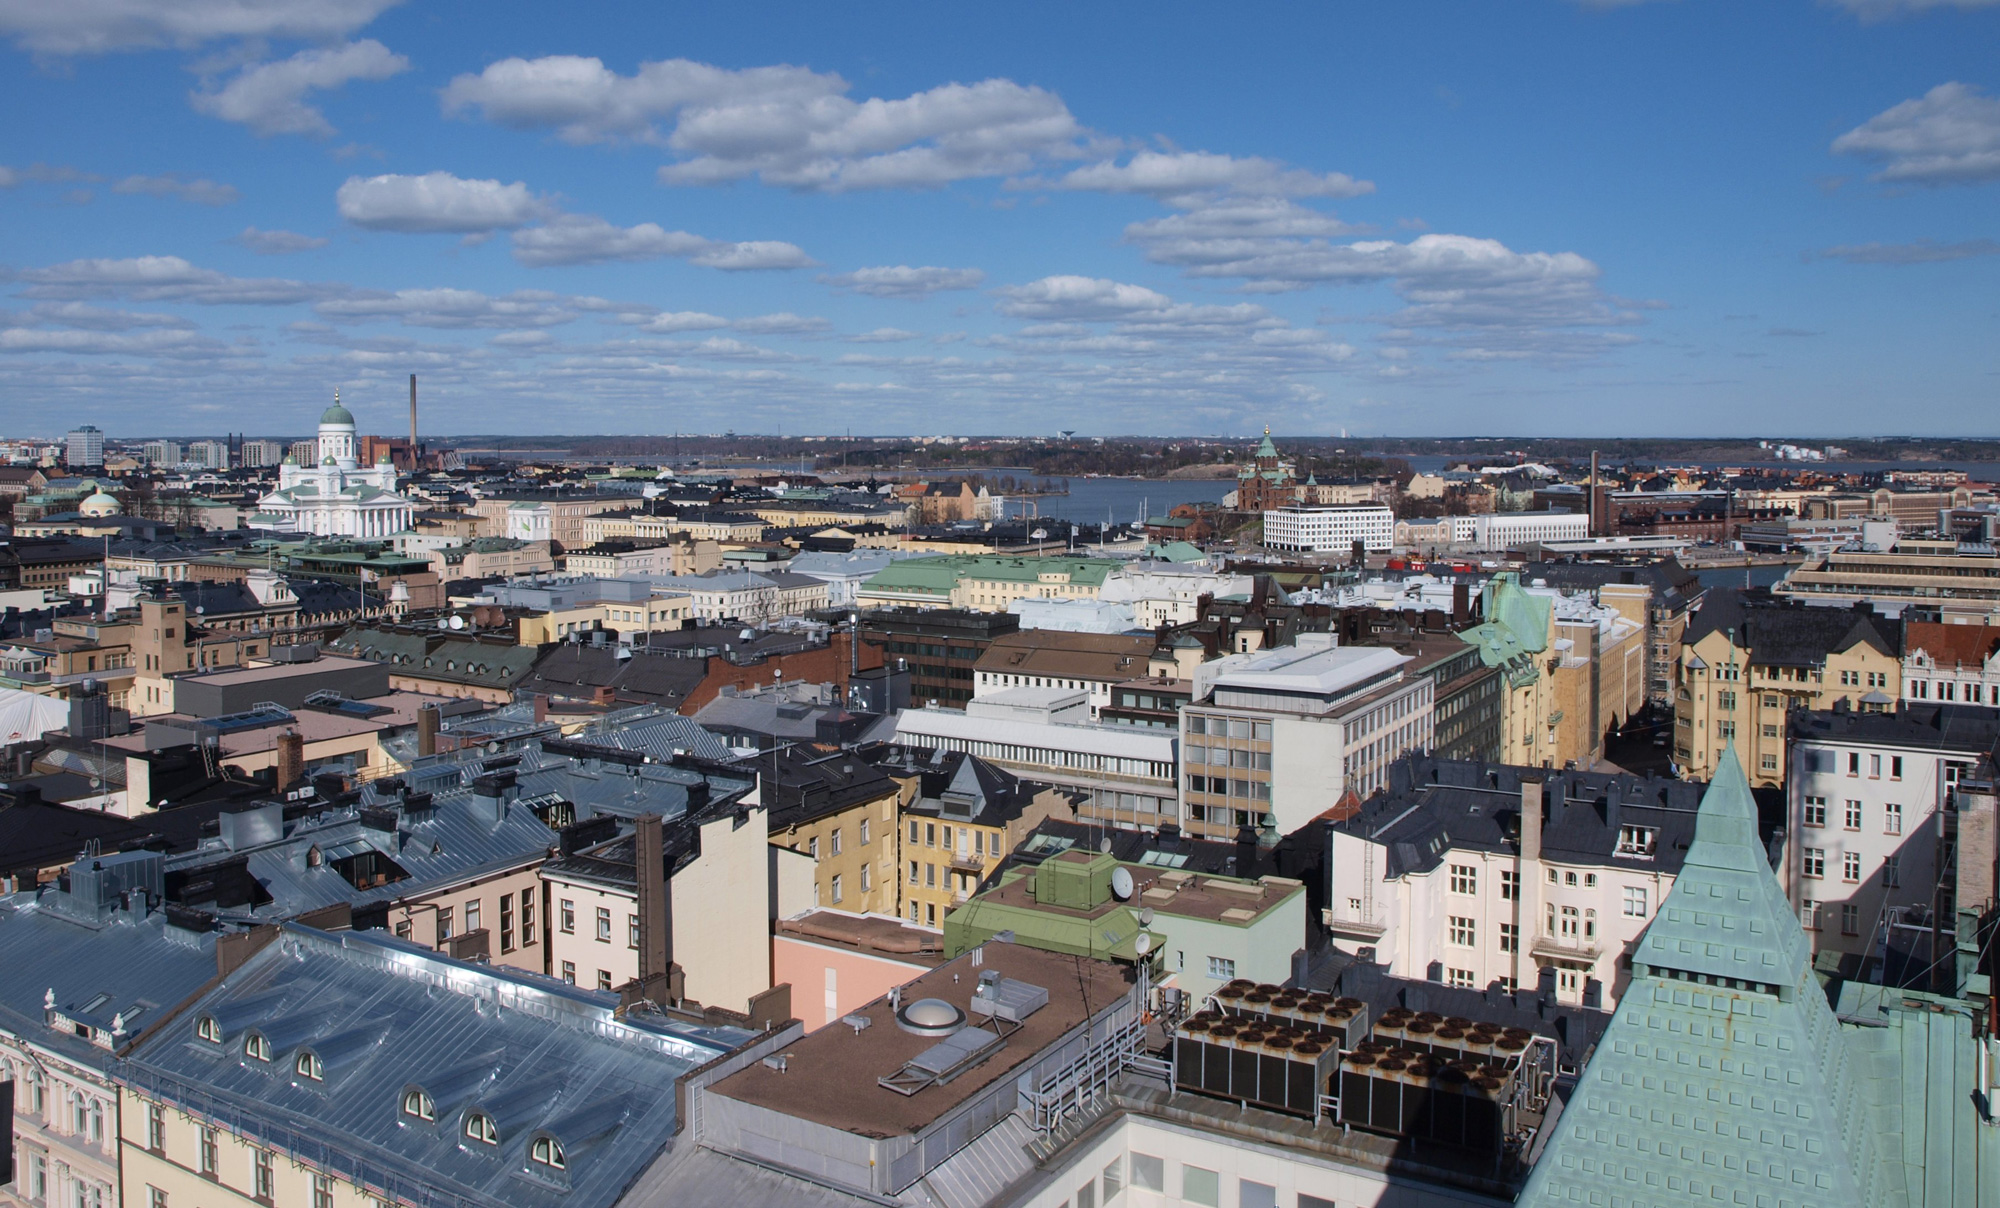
top-left (994, 276), bottom-right (1176, 321)
top-left (315, 287), bottom-right (576, 329)
top-left (0, 163), bottom-right (100, 187)
top-left (506, 213), bottom-right (815, 270)
top-left (191, 40), bottom-right (409, 137)
top-left (632, 311), bottom-right (731, 333)
top-left (109, 173), bottom-right (239, 205)
top-left (818, 264), bottom-right (986, 297)
top-left (734, 312), bottom-right (831, 334)
top-left (1818, 238), bottom-right (2000, 263)
top-left (1045, 150), bottom-right (1372, 200)
top-left (1832, 82), bottom-right (2000, 185)
top-left (1825, 0), bottom-right (1998, 19)
top-left (849, 327), bottom-right (922, 343)
top-left (0, 327), bottom-right (228, 357)
top-left (232, 226), bottom-right (331, 254)
top-left (337, 172), bottom-right (552, 233)
top-left (0, 0), bottom-right (401, 54)
top-left (446, 54), bottom-right (1095, 192)
top-left (26, 302), bottom-right (194, 330)
top-left (7, 255), bottom-right (333, 304)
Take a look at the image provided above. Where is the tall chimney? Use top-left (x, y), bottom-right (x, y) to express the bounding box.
top-left (1515, 773), bottom-right (1543, 997)
top-left (1589, 450), bottom-right (1599, 538)
top-left (1520, 775), bottom-right (1543, 865)
top-left (416, 704), bottom-right (439, 757)
top-left (635, 813), bottom-right (672, 982)
top-left (408, 374), bottom-right (418, 463)
top-left (275, 729), bottom-right (304, 792)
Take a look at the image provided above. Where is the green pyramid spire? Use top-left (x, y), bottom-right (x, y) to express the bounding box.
top-left (1521, 746), bottom-right (1894, 1207)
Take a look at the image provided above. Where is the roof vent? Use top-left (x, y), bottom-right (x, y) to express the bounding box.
top-left (969, 971), bottom-right (1049, 1023)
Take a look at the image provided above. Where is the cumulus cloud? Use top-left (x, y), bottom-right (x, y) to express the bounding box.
top-left (994, 276), bottom-right (1176, 321)
top-left (1832, 82), bottom-right (2000, 185)
top-left (734, 312), bottom-right (831, 334)
top-left (818, 264), bottom-right (986, 297)
top-left (507, 213), bottom-right (815, 270)
top-left (0, 0), bottom-right (402, 54)
top-left (0, 327), bottom-right (229, 357)
top-left (191, 40), bottom-right (410, 137)
top-left (445, 54), bottom-right (1098, 191)
top-left (109, 174), bottom-right (239, 205)
top-left (1818, 238), bottom-right (2000, 263)
top-left (6, 255), bottom-right (334, 305)
top-left (336, 172), bottom-right (552, 233)
top-left (25, 302), bottom-right (195, 330)
top-left (233, 226), bottom-right (331, 254)
top-left (630, 311), bottom-right (730, 333)
top-left (316, 287), bottom-right (577, 329)
top-left (848, 327), bottom-right (922, 343)
top-left (1044, 150), bottom-right (1372, 200)
top-left (0, 163), bottom-right (100, 188)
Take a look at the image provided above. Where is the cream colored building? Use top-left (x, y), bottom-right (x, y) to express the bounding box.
top-left (1674, 595), bottom-right (1901, 786)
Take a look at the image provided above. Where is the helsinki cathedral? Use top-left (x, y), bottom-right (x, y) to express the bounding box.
top-left (255, 392), bottom-right (415, 539)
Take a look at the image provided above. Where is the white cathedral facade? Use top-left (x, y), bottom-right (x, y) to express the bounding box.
top-left (255, 394), bottom-right (415, 539)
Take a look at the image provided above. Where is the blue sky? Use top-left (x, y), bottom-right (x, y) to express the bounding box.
top-left (1, 0), bottom-right (1995, 440)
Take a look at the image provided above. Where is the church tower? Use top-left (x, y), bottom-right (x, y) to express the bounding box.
top-left (317, 390), bottom-right (358, 468)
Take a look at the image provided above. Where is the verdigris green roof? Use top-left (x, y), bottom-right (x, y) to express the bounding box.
top-left (861, 554), bottom-right (1122, 596)
top-left (1458, 572), bottom-right (1551, 688)
top-left (1837, 981), bottom-right (1997, 1208)
top-left (1522, 746), bottom-right (1892, 1208)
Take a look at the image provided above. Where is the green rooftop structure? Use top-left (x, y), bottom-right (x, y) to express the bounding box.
top-left (1458, 571), bottom-right (1552, 689)
top-left (857, 553), bottom-right (1124, 608)
top-left (944, 848), bottom-right (1307, 1003)
top-left (1523, 745), bottom-right (1897, 1207)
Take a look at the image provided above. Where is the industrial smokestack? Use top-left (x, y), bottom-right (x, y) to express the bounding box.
top-left (408, 373), bottom-right (418, 458)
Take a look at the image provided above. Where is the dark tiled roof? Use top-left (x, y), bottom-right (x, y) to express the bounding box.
top-left (1331, 755), bottom-right (1709, 879)
top-left (1685, 590), bottom-right (1900, 665)
top-left (1789, 702), bottom-right (2000, 755)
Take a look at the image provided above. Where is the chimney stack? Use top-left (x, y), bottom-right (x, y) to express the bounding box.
top-left (408, 373), bottom-right (418, 461)
top-left (416, 704), bottom-right (439, 757)
top-left (635, 813), bottom-right (672, 983)
top-left (274, 729), bottom-right (304, 792)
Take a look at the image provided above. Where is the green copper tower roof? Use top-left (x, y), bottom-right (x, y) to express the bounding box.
top-left (1522, 745), bottom-right (1893, 1207)
top-left (1255, 427), bottom-right (1279, 459)
top-left (1457, 572), bottom-right (1552, 689)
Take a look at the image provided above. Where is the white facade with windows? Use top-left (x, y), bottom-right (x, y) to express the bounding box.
top-left (255, 394), bottom-right (414, 538)
top-left (1902, 630), bottom-right (2000, 706)
top-left (1783, 705), bottom-right (1997, 974)
top-left (1470, 510), bottom-right (1590, 551)
top-left (1261, 504), bottom-right (1396, 554)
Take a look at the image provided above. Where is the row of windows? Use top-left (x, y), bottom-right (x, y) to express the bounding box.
top-left (1185, 715), bottom-right (1273, 740)
top-left (1802, 795), bottom-right (1904, 834)
top-left (1802, 848), bottom-right (1899, 885)
top-left (1801, 898), bottom-right (1867, 935)
top-left (1908, 678), bottom-right (1991, 703)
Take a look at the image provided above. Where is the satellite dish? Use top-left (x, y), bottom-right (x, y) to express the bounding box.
top-left (1110, 866), bottom-right (1135, 901)
top-left (1133, 932), bottom-right (1152, 956)
top-left (1138, 907), bottom-right (1154, 927)
top-left (448, 615), bottom-right (465, 630)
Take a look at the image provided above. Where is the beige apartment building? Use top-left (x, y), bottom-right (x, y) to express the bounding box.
top-left (1674, 595), bottom-right (1901, 786)
top-left (892, 752), bottom-right (1074, 928)
top-left (1777, 542), bottom-right (2000, 624)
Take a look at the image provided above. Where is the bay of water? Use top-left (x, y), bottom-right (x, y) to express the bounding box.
top-left (996, 477), bottom-right (1235, 525)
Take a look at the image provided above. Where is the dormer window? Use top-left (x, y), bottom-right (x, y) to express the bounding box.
top-left (530, 1136), bottom-right (566, 1170)
top-left (1616, 825), bottom-right (1658, 857)
top-left (197, 1016), bottom-right (221, 1044)
top-left (402, 1089), bottom-right (435, 1121)
top-left (465, 1112), bottom-right (498, 1146)
top-left (296, 1052), bottom-right (323, 1081)
top-left (244, 1033), bottom-right (272, 1062)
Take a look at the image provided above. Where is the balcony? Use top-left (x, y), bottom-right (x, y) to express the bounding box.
top-left (1325, 912), bottom-right (1386, 941)
top-left (1530, 932), bottom-right (1600, 962)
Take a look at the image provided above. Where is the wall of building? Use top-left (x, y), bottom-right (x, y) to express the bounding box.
top-left (673, 806), bottom-right (775, 1014)
top-left (770, 931), bottom-right (931, 1031)
top-left (120, 1086), bottom-right (385, 1208)
top-left (541, 873), bottom-right (637, 991)
top-left (386, 864), bottom-right (546, 975)
top-left (2, 1040), bottom-right (118, 1208)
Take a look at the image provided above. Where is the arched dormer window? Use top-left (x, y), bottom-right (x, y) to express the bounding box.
top-left (530, 1135), bottom-right (566, 1170)
top-left (296, 1051), bottom-right (323, 1081)
top-left (464, 1111), bottom-right (498, 1146)
top-left (243, 1032), bottom-right (272, 1062)
top-left (196, 1015), bottom-right (221, 1044)
top-left (401, 1088), bottom-right (434, 1121)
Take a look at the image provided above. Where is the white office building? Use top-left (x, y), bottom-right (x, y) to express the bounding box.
top-left (1181, 636), bottom-right (1433, 840)
top-left (1262, 504), bottom-right (1396, 554)
top-left (1470, 510), bottom-right (1589, 550)
top-left (64, 425), bottom-right (103, 468)
top-left (140, 440), bottom-right (181, 466)
top-left (239, 439), bottom-right (286, 467)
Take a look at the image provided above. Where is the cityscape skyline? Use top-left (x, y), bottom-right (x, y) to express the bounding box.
top-left (3, 1), bottom-right (1998, 437)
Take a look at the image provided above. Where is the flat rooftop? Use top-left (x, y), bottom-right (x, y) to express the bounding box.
top-left (709, 941), bottom-right (1131, 1137)
top-left (1206, 642), bottom-right (1409, 697)
top-left (777, 909), bottom-right (947, 964)
top-left (984, 850), bottom-right (1302, 925)
top-left (171, 654), bottom-right (378, 686)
